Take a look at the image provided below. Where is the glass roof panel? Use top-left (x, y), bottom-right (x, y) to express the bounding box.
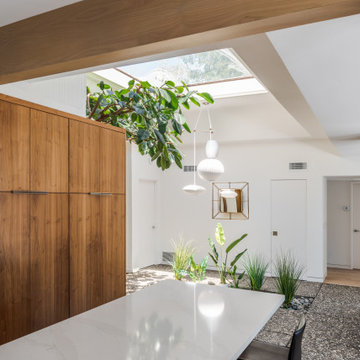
top-left (117, 48), bottom-right (252, 86)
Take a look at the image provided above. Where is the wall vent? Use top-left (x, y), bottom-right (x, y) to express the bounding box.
top-left (289, 162), bottom-right (307, 170)
top-left (184, 165), bottom-right (197, 172)
top-left (162, 251), bottom-right (174, 263)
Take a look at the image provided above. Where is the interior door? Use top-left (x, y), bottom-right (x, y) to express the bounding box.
top-left (133, 180), bottom-right (157, 269)
top-left (30, 194), bottom-right (69, 332)
top-left (271, 180), bottom-right (307, 275)
top-left (30, 110), bottom-right (68, 192)
top-left (352, 183), bottom-right (360, 268)
top-left (0, 100), bottom-right (29, 191)
top-left (0, 193), bottom-right (30, 345)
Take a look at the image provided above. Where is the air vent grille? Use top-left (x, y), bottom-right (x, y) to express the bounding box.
top-left (162, 251), bottom-right (174, 263)
top-left (184, 165), bottom-right (197, 172)
top-left (289, 162), bottom-right (307, 170)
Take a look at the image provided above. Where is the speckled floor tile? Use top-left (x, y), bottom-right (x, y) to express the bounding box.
top-left (255, 330), bottom-right (291, 347)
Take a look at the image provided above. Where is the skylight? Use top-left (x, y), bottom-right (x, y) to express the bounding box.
top-left (93, 48), bottom-right (267, 98)
top-left (118, 48), bottom-right (251, 86)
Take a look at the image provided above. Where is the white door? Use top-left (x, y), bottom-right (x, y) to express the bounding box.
top-left (135, 180), bottom-right (157, 268)
top-left (271, 180), bottom-right (307, 275)
top-left (352, 183), bottom-right (360, 268)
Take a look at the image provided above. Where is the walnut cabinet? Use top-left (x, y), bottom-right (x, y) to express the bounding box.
top-left (0, 94), bottom-right (126, 345)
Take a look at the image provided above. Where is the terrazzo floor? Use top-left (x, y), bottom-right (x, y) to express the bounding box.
top-left (126, 265), bottom-right (360, 360)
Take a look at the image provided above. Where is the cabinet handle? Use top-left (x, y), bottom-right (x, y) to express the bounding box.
top-left (12, 190), bottom-right (49, 195)
top-left (89, 192), bottom-right (113, 196)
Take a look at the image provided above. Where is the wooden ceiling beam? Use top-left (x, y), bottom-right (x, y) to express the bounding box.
top-left (0, 0), bottom-right (359, 84)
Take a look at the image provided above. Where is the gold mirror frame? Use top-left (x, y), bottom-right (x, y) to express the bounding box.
top-left (212, 182), bottom-right (249, 220)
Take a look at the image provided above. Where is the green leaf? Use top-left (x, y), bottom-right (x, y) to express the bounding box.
top-left (183, 122), bottom-right (191, 133)
top-left (154, 129), bottom-right (165, 145)
top-left (128, 79), bottom-right (135, 87)
top-left (137, 129), bottom-right (150, 141)
top-left (190, 97), bottom-right (201, 107)
top-left (175, 113), bottom-right (186, 125)
top-left (208, 253), bottom-right (218, 266)
top-left (182, 101), bottom-right (190, 110)
top-left (165, 80), bottom-right (175, 87)
top-left (159, 88), bottom-right (171, 102)
top-left (215, 223), bottom-right (225, 246)
top-left (230, 249), bottom-right (247, 267)
top-left (181, 81), bottom-right (189, 91)
top-left (165, 89), bottom-right (179, 109)
top-left (172, 119), bottom-right (182, 135)
top-left (197, 92), bottom-right (214, 104)
top-left (174, 156), bottom-right (182, 169)
top-left (226, 234), bottom-right (248, 254)
top-left (208, 236), bottom-right (219, 262)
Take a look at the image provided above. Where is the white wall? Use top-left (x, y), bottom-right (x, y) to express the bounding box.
top-left (0, 74), bottom-right (86, 117)
top-left (157, 139), bottom-right (360, 282)
top-left (327, 181), bottom-right (352, 268)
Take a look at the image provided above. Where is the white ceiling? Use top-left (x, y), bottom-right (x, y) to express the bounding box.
top-left (267, 14), bottom-right (360, 158)
top-left (0, 0), bottom-right (82, 27)
top-left (182, 93), bottom-right (310, 145)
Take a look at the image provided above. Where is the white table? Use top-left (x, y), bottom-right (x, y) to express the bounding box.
top-left (0, 280), bottom-right (284, 360)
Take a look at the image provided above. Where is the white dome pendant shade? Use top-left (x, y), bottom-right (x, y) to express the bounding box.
top-left (197, 106), bottom-right (224, 182)
top-left (197, 139), bottom-right (224, 181)
top-left (182, 127), bottom-right (205, 195)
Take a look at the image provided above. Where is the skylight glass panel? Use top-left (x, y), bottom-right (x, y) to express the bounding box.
top-left (117, 48), bottom-right (251, 86)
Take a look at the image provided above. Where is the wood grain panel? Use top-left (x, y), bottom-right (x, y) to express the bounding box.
top-left (30, 110), bottom-right (68, 192)
top-left (0, 194), bottom-right (30, 345)
top-left (0, 0), bottom-right (359, 83)
top-left (100, 195), bottom-right (126, 303)
top-left (100, 129), bottom-right (125, 194)
top-left (0, 101), bottom-right (29, 191)
top-left (70, 194), bottom-right (125, 316)
top-left (30, 194), bottom-right (69, 332)
top-left (69, 120), bottom-right (100, 193)
top-left (70, 194), bottom-right (101, 316)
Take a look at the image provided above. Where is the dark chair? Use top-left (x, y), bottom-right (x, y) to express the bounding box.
top-left (238, 315), bottom-right (306, 360)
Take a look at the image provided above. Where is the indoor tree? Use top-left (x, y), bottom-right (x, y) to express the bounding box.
top-left (87, 79), bottom-right (214, 170)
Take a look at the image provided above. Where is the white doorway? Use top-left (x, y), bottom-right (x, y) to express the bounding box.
top-left (271, 180), bottom-right (307, 276)
top-left (132, 179), bottom-right (157, 269)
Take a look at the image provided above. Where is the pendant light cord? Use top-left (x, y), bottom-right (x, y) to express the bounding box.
top-left (193, 108), bottom-right (203, 185)
top-left (206, 105), bottom-right (213, 140)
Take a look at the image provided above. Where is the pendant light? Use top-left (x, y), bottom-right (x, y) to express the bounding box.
top-left (197, 106), bottom-right (224, 181)
top-left (182, 110), bottom-right (205, 195)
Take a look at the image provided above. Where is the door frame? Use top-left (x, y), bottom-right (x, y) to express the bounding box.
top-left (350, 181), bottom-right (360, 269)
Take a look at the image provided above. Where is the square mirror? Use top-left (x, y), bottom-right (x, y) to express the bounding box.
top-left (212, 182), bottom-right (249, 220)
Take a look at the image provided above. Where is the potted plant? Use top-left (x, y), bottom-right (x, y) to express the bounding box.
top-left (208, 223), bottom-right (247, 285)
top-left (243, 254), bottom-right (269, 291)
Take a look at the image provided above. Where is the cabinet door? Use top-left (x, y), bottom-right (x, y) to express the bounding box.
top-left (0, 194), bottom-right (30, 345)
top-left (0, 101), bottom-right (29, 191)
top-left (70, 194), bottom-right (101, 315)
top-left (100, 194), bottom-right (126, 303)
top-left (69, 120), bottom-right (100, 193)
top-left (70, 194), bottom-right (125, 316)
top-left (30, 194), bottom-right (69, 331)
top-left (100, 129), bottom-right (125, 194)
top-left (30, 110), bottom-right (68, 192)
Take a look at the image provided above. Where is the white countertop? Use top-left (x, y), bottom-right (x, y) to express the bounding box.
top-left (0, 280), bottom-right (284, 360)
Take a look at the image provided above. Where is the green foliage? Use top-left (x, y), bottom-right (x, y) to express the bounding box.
top-left (86, 80), bottom-right (214, 171)
top-left (187, 255), bottom-right (208, 283)
top-left (208, 223), bottom-right (247, 284)
top-left (170, 238), bottom-right (194, 280)
top-left (227, 264), bottom-right (245, 289)
top-left (243, 254), bottom-right (269, 291)
top-left (274, 253), bottom-right (304, 307)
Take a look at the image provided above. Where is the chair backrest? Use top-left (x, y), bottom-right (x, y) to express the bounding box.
top-left (288, 315), bottom-right (306, 360)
